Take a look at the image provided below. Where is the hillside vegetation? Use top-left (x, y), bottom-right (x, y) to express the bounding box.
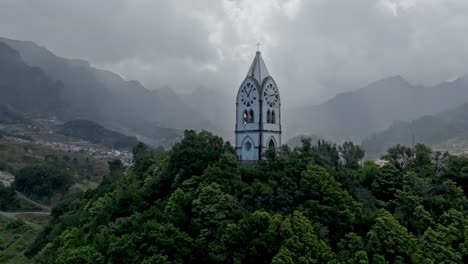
top-left (56, 120), bottom-right (139, 150)
top-left (24, 131), bottom-right (468, 263)
top-left (0, 217), bottom-right (42, 264)
top-left (0, 138), bottom-right (109, 206)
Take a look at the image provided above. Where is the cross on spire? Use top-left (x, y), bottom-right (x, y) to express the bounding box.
top-left (256, 42), bottom-right (261, 52)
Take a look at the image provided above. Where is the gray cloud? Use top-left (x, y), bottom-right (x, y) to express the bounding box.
top-left (1, 0), bottom-right (468, 106)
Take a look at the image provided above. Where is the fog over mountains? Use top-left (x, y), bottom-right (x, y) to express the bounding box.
top-left (362, 102), bottom-right (468, 157)
top-left (0, 37), bottom-right (211, 128)
top-left (0, 42), bottom-right (64, 116)
top-left (287, 75), bottom-right (468, 141)
top-left (2, 36), bottom-right (468, 156)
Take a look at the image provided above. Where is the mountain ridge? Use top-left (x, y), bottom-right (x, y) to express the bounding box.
top-left (0, 37), bottom-right (213, 132)
top-left (287, 74), bottom-right (468, 142)
top-left (362, 102), bottom-right (468, 157)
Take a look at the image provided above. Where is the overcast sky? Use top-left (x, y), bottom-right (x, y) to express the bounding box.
top-left (1, 0), bottom-right (468, 105)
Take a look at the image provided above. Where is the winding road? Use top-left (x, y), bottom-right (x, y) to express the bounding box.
top-left (15, 191), bottom-right (51, 211)
top-left (0, 211), bottom-right (50, 219)
top-left (0, 191), bottom-right (51, 219)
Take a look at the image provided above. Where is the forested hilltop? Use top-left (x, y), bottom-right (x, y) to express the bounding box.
top-left (25, 131), bottom-right (468, 263)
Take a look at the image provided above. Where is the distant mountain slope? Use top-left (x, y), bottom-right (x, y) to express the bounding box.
top-left (361, 103), bottom-right (468, 158)
top-left (181, 87), bottom-right (234, 138)
top-left (55, 120), bottom-right (139, 150)
top-left (0, 42), bottom-right (63, 117)
top-left (288, 75), bottom-right (468, 142)
top-left (0, 37), bottom-right (214, 132)
top-left (0, 105), bottom-right (28, 124)
top-left (286, 134), bottom-right (324, 149)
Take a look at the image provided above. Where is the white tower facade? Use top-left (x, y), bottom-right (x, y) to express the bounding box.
top-left (235, 51), bottom-right (281, 162)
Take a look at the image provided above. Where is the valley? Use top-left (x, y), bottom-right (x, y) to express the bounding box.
top-left (0, 121), bottom-right (133, 167)
top-left (0, 117), bottom-right (133, 262)
top-left (0, 21), bottom-right (468, 262)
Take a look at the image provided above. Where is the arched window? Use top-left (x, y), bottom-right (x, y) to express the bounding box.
top-left (249, 109), bottom-right (254, 123)
top-left (268, 138), bottom-right (276, 149)
top-left (244, 141), bottom-right (252, 151)
top-left (271, 110), bottom-right (276, 124)
top-left (266, 110), bottom-right (271, 123)
top-left (243, 110), bottom-right (248, 124)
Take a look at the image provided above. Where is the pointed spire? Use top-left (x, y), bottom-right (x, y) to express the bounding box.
top-left (246, 51), bottom-right (271, 85)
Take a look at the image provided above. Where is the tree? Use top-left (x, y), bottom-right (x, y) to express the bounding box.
top-left (272, 211), bottom-right (336, 263)
top-left (14, 164), bottom-right (73, 199)
top-left (366, 210), bottom-right (422, 263)
top-left (441, 154), bottom-right (468, 194)
top-left (340, 141), bottom-right (365, 169)
top-left (412, 144), bottom-right (433, 172)
top-left (169, 130), bottom-right (232, 184)
top-left (360, 160), bottom-right (380, 187)
top-left (371, 165), bottom-right (402, 206)
top-left (106, 159), bottom-right (125, 182)
top-left (438, 209), bottom-right (468, 262)
top-left (131, 142), bottom-right (157, 175)
top-left (0, 185), bottom-right (18, 210)
top-left (55, 245), bottom-right (104, 264)
top-left (314, 140), bottom-right (340, 167)
top-left (298, 165), bottom-right (362, 243)
top-left (296, 138), bottom-right (340, 167)
top-left (381, 144), bottom-right (414, 170)
top-left (428, 180), bottom-right (467, 217)
top-left (222, 211), bottom-right (284, 264)
top-left (199, 153), bottom-right (243, 195)
top-left (420, 227), bottom-right (462, 263)
top-left (337, 233), bottom-right (368, 264)
top-left (191, 183), bottom-right (240, 262)
top-left (264, 146), bottom-right (278, 161)
top-left (164, 188), bottom-right (192, 228)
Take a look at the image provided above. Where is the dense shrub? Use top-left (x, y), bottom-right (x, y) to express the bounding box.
top-left (26, 131), bottom-right (468, 263)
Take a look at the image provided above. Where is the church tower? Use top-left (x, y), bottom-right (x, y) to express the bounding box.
top-left (235, 50), bottom-right (281, 162)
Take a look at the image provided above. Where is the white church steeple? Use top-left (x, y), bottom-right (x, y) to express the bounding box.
top-left (235, 50), bottom-right (282, 162)
top-left (247, 51), bottom-right (271, 85)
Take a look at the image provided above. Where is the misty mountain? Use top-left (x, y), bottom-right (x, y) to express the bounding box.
top-left (181, 87), bottom-right (234, 138)
top-left (286, 134), bottom-right (323, 149)
top-left (5, 36), bottom-right (468, 148)
top-left (0, 42), bottom-right (64, 117)
top-left (288, 75), bottom-right (468, 142)
top-left (362, 102), bottom-right (468, 158)
top-left (0, 104), bottom-right (29, 124)
top-left (0, 37), bottom-right (214, 133)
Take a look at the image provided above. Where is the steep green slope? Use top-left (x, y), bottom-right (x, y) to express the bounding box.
top-left (24, 131), bottom-right (468, 263)
top-left (0, 217), bottom-right (42, 264)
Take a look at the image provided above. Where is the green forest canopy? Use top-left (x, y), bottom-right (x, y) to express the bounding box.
top-left (25, 131), bottom-right (468, 263)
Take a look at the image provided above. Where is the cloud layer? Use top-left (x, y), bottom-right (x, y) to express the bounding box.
top-left (1, 0), bottom-right (468, 105)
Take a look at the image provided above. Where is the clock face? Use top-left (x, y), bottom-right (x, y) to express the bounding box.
top-left (240, 82), bottom-right (257, 107)
top-left (264, 83), bottom-right (279, 107)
